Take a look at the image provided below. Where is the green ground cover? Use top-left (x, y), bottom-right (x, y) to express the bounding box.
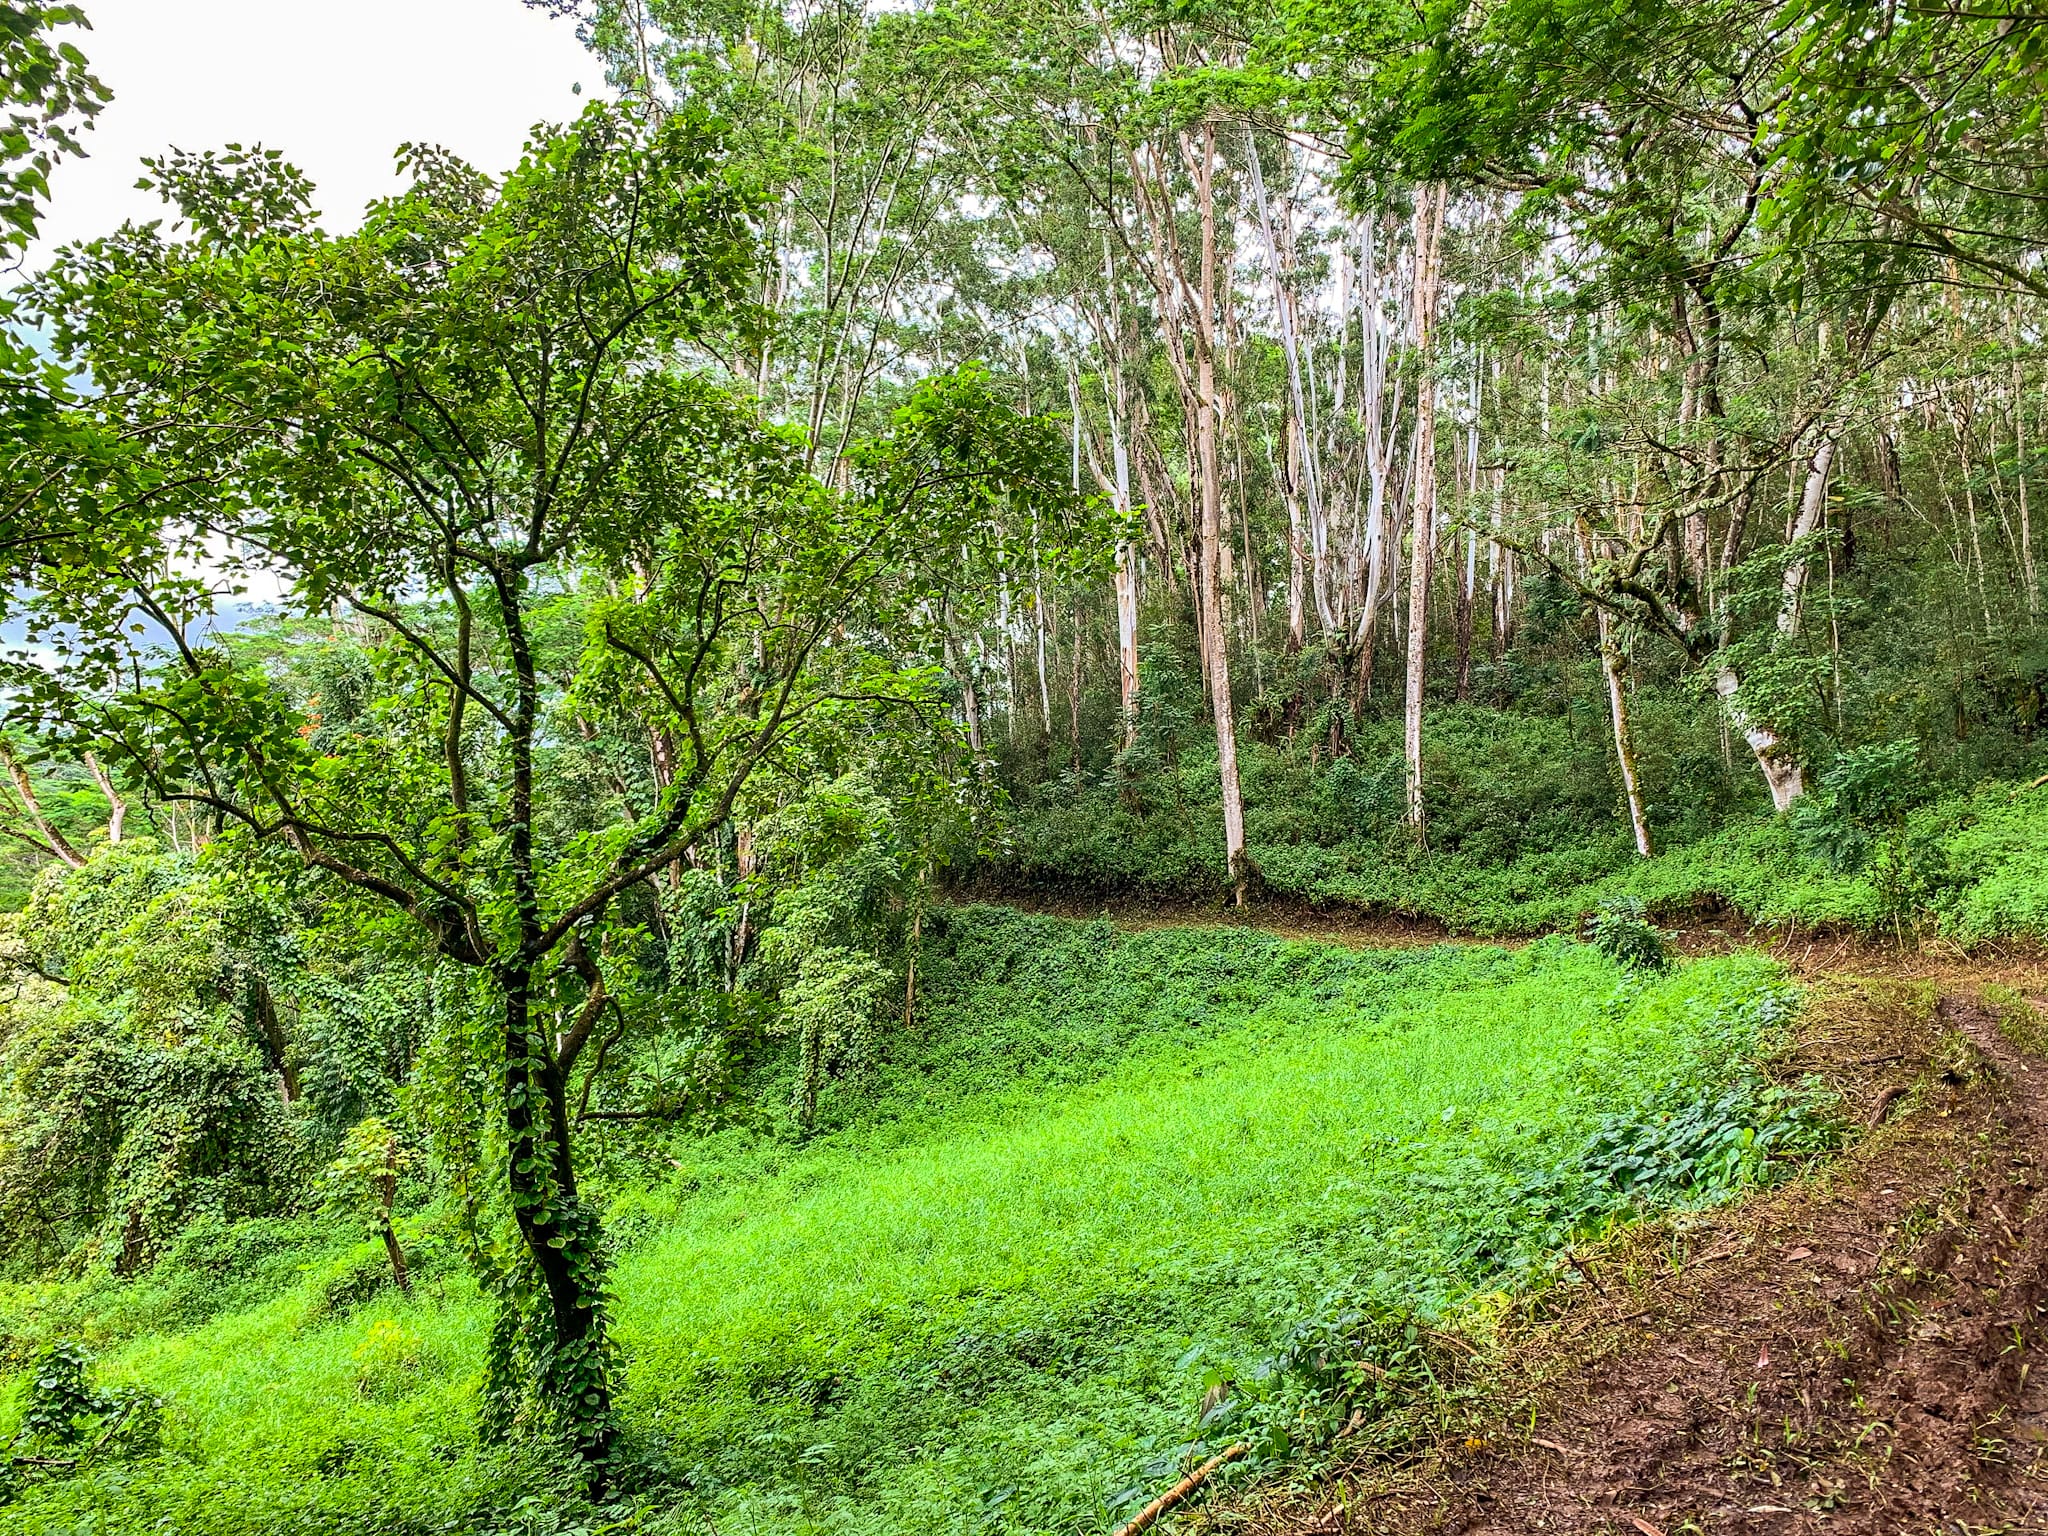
top-left (0, 911), bottom-right (1825, 1535)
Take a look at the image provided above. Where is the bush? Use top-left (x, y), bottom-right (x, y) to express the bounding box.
top-left (0, 1341), bottom-right (161, 1503)
top-left (1584, 898), bottom-right (1668, 971)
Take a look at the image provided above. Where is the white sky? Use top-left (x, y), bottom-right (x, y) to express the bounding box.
top-left (28, 0), bottom-right (593, 265)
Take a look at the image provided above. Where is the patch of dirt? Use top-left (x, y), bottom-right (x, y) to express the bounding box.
top-left (953, 889), bottom-right (1494, 950)
top-left (950, 887), bottom-right (2048, 975)
top-left (1212, 969), bottom-right (2048, 1536)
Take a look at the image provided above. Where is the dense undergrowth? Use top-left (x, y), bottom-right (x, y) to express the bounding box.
top-left (0, 910), bottom-right (1830, 1535)
top-left (975, 706), bottom-right (2048, 942)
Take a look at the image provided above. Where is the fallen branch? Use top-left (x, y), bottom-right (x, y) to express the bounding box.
top-left (84, 1399), bottom-right (138, 1457)
top-left (1110, 1442), bottom-right (1248, 1536)
top-left (1867, 1084), bottom-right (1908, 1129)
top-left (1564, 1249), bottom-right (1608, 1295)
top-left (2012, 772), bottom-right (2048, 798)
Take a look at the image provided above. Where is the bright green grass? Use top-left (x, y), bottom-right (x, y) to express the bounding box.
top-left (0, 912), bottom-right (1800, 1536)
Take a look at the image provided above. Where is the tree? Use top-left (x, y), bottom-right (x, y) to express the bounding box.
top-left (1402, 182), bottom-right (1444, 837)
top-left (2, 104), bottom-right (1084, 1462)
top-left (322, 1117), bottom-right (416, 1293)
top-left (1770, 0), bottom-right (2048, 304)
top-left (0, 2), bottom-right (106, 251)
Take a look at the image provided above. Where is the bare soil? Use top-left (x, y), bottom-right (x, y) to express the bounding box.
top-left (1209, 958), bottom-right (2048, 1536)
top-left (955, 888), bottom-right (1488, 949)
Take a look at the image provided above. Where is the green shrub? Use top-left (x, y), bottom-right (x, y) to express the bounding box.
top-left (1584, 898), bottom-right (1669, 971)
top-left (0, 1342), bottom-right (161, 1504)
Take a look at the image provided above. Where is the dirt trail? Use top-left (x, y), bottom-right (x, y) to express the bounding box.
top-left (1206, 969), bottom-right (2048, 1536)
top-left (978, 898), bottom-right (2048, 1530)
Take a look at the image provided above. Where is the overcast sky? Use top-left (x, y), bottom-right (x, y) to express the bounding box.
top-left (26, 0), bottom-right (593, 265)
top-left (4, 1), bottom-right (598, 627)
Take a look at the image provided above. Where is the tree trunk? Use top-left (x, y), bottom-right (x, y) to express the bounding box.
top-left (381, 1223), bottom-right (412, 1294)
top-left (2017, 356), bottom-right (2039, 613)
top-left (1283, 436), bottom-right (1308, 650)
top-left (1778, 434), bottom-right (1837, 635)
top-left (1403, 184), bottom-right (1446, 840)
top-left (1069, 602), bottom-right (1084, 772)
top-left (499, 969), bottom-right (613, 1461)
top-left (83, 752), bottom-right (125, 844)
top-left (1579, 523), bottom-right (1653, 856)
top-left (0, 740), bottom-right (84, 867)
top-left (1454, 527), bottom-right (1476, 701)
top-left (1248, 141), bottom-right (1332, 636)
top-left (1716, 430), bottom-right (1837, 812)
top-left (378, 1143), bottom-right (411, 1293)
top-left (1106, 385), bottom-right (1143, 746)
top-left (249, 973), bottom-right (300, 1104)
top-left (1714, 667), bottom-right (1806, 812)
top-left (1602, 619), bottom-right (1652, 856)
top-left (1191, 124), bottom-right (1248, 901)
top-left (945, 623), bottom-right (985, 760)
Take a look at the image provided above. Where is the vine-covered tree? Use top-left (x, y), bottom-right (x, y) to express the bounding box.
top-left (0, 102), bottom-right (1087, 1461)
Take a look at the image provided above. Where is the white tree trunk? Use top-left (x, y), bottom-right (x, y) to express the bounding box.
top-left (2018, 355), bottom-right (2040, 613)
top-left (1579, 522), bottom-right (1652, 854)
top-left (1403, 185), bottom-right (1446, 838)
top-left (1247, 134), bottom-right (1333, 635)
top-left (1284, 468), bottom-right (1308, 650)
top-left (1714, 431), bottom-right (1837, 811)
top-left (1109, 393), bottom-right (1142, 744)
top-left (1715, 667), bottom-right (1804, 812)
top-left (1603, 615), bottom-right (1652, 855)
top-left (84, 751), bottom-right (126, 845)
top-left (1191, 125), bottom-right (1248, 899)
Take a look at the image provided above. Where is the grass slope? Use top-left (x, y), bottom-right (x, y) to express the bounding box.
top-left (0, 912), bottom-right (1812, 1535)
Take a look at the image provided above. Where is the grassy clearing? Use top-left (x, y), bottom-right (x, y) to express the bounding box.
top-left (0, 911), bottom-right (1819, 1535)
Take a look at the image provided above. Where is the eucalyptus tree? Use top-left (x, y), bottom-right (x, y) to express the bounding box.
top-left (945, 0), bottom-right (1264, 894)
top-left (1, 104), bottom-right (1083, 1462)
top-left (564, 0), bottom-right (978, 475)
top-left (1288, 0), bottom-right (1921, 808)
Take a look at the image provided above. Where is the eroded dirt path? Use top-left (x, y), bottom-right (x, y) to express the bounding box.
top-left (1210, 972), bottom-right (2048, 1536)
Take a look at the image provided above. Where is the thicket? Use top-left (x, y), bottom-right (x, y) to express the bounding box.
top-left (972, 644), bottom-right (2048, 942)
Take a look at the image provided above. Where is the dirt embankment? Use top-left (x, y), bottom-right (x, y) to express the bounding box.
top-left (954, 888), bottom-right (2048, 974)
top-left (1212, 959), bottom-right (2048, 1535)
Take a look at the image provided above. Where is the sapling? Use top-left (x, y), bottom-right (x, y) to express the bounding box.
top-left (322, 1118), bottom-right (417, 1293)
